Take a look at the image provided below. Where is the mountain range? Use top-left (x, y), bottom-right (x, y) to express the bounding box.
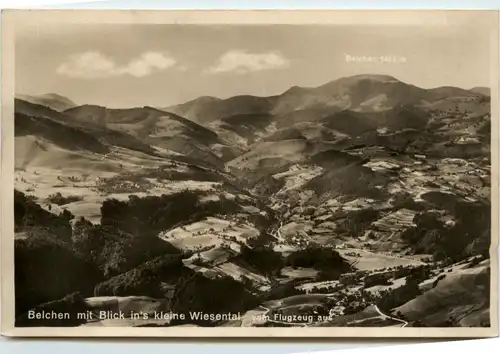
top-left (165, 74), bottom-right (482, 123)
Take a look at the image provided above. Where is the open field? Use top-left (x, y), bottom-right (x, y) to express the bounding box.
top-left (159, 216), bottom-right (260, 251)
top-left (338, 248), bottom-right (425, 271)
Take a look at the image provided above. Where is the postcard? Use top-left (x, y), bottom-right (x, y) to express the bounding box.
top-left (1, 10), bottom-right (498, 337)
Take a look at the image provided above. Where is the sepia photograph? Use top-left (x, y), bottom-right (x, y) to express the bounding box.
top-left (1, 10), bottom-right (498, 337)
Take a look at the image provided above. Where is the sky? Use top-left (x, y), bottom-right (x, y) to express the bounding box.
top-left (15, 19), bottom-right (494, 108)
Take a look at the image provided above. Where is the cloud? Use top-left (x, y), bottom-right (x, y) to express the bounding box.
top-left (57, 52), bottom-right (116, 79)
top-left (208, 50), bottom-right (290, 74)
top-left (123, 52), bottom-right (177, 77)
top-left (56, 51), bottom-right (177, 79)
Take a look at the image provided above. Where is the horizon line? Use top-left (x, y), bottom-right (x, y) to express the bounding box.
top-left (14, 73), bottom-right (490, 110)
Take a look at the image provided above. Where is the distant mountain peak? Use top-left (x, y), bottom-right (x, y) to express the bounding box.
top-left (16, 92), bottom-right (77, 112)
top-left (186, 96), bottom-right (221, 104)
top-left (68, 104), bottom-right (106, 110)
top-left (316, 74), bottom-right (402, 92)
top-left (341, 73), bottom-right (400, 82)
top-left (39, 93), bottom-right (71, 100)
top-left (282, 85), bottom-right (306, 95)
top-left (470, 87), bottom-right (490, 96)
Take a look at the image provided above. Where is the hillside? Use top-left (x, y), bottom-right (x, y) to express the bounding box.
top-left (64, 105), bottom-right (240, 167)
top-left (166, 95), bottom-right (276, 125)
top-left (14, 101), bottom-right (163, 172)
top-left (224, 139), bottom-right (348, 186)
top-left (209, 113), bottom-right (275, 149)
top-left (393, 259), bottom-right (490, 327)
top-left (15, 98), bottom-right (71, 122)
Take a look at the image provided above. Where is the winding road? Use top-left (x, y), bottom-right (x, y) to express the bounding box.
top-left (373, 305), bottom-right (408, 327)
top-left (270, 221), bottom-right (285, 242)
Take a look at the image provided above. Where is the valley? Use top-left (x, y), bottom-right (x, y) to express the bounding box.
top-left (13, 74), bottom-right (492, 328)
